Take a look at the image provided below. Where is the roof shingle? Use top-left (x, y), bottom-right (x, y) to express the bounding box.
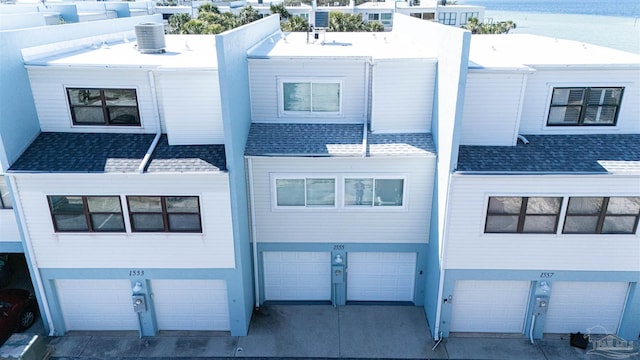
top-left (457, 134), bottom-right (640, 174)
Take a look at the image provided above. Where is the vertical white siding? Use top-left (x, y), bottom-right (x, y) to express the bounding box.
top-left (249, 156), bottom-right (435, 243)
top-left (249, 59), bottom-right (366, 123)
top-left (370, 58), bottom-right (436, 133)
top-left (26, 67), bottom-right (160, 133)
top-left (445, 174), bottom-right (640, 271)
top-left (13, 173), bottom-right (235, 268)
top-left (155, 71), bottom-right (224, 145)
top-left (518, 69), bottom-right (640, 134)
top-left (460, 71), bottom-right (525, 145)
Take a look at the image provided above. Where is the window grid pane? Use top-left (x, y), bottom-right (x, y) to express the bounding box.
top-left (374, 179), bottom-right (403, 206)
top-left (306, 179), bottom-right (335, 206)
top-left (344, 178), bottom-right (373, 206)
top-left (276, 179), bottom-right (305, 206)
top-left (128, 196), bottom-right (202, 233)
top-left (485, 197), bottom-right (561, 234)
top-left (547, 87), bottom-right (622, 126)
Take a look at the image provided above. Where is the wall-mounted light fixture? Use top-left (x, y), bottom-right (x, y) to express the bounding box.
top-left (334, 254), bottom-right (343, 264)
top-left (539, 281), bottom-right (550, 293)
top-left (132, 281), bottom-right (143, 293)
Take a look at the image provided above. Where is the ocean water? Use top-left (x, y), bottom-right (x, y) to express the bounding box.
top-left (457, 0), bottom-right (640, 54)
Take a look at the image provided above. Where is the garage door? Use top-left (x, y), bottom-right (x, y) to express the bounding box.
top-left (263, 252), bottom-right (331, 301)
top-left (152, 279), bottom-right (230, 331)
top-left (544, 282), bottom-right (628, 334)
top-left (346, 252), bottom-right (416, 302)
top-left (450, 280), bottom-right (530, 333)
top-left (57, 279), bottom-right (138, 331)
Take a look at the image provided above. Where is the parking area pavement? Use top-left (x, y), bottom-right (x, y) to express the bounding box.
top-left (28, 305), bottom-right (640, 360)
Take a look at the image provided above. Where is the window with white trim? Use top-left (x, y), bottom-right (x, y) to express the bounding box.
top-left (547, 87), bottom-right (623, 126)
top-left (563, 197), bottom-right (640, 234)
top-left (484, 196), bottom-right (562, 233)
top-left (0, 177), bottom-right (12, 209)
top-left (280, 79), bottom-right (341, 115)
top-left (344, 178), bottom-right (404, 207)
top-left (67, 88), bottom-right (141, 126)
top-left (275, 178), bottom-right (336, 207)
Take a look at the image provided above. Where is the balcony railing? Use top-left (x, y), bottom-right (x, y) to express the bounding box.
top-left (316, 0), bottom-right (350, 6)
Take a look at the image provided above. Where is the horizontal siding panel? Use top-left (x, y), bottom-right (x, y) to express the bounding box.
top-left (460, 72), bottom-right (524, 145)
top-left (156, 72), bottom-right (224, 145)
top-left (27, 67), bottom-right (161, 133)
top-left (445, 174), bottom-right (640, 271)
top-left (249, 156), bottom-right (435, 244)
top-left (371, 59), bottom-right (436, 133)
top-left (519, 69), bottom-right (640, 134)
top-left (249, 59), bottom-right (366, 123)
top-left (14, 173), bottom-right (234, 269)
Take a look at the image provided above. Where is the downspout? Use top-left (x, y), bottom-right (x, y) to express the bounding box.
top-left (362, 58), bottom-right (373, 157)
top-left (138, 70), bottom-right (163, 173)
top-left (7, 175), bottom-right (55, 336)
top-left (433, 173), bottom-right (453, 341)
top-left (247, 158), bottom-right (260, 309)
top-left (513, 72), bottom-right (530, 145)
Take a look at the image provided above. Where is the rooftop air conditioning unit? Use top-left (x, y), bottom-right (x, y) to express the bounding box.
top-left (135, 22), bottom-right (166, 54)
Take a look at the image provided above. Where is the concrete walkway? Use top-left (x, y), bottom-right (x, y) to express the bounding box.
top-left (40, 305), bottom-right (640, 359)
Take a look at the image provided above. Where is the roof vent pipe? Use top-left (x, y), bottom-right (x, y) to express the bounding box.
top-left (517, 134), bottom-right (530, 145)
top-left (135, 23), bottom-right (166, 54)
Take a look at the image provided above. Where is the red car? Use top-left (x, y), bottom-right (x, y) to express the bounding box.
top-left (0, 289), bottom-right (38, 344)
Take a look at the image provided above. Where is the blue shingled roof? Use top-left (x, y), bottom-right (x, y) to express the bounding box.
top-left (245, 123), bottom-right (436, 157)
top-left (145, 136), bottom-right (226, 172)
top-left (9, 133), bottom-right (226, 173)
top-left (9, 132), bottom-right (154, 173)
top-left (457, 134), bottom-right (640, 173)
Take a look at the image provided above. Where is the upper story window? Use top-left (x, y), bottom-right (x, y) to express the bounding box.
top-left (563, 197), bottom-right (640, 234)
top-left (280, 79), bottom-right (342, 115)
top-left (67, 88), bottom-right (141, 126)
top-left (0, 177), bottom-right (12, 209)
top-left (344, 178), bottom-right (404, 207)
top-left (547, 87), bottom-right (623, 126)
top-left (438, 12), bottom-right (457, 25)
top-left (127, 196), bottom-right (202, 233)
top-left (48, 196), bottom-right (125, 232)
top-left (275, 178), bottom-right (336, 207)
top-left (485, 196), bottom-right (562, 233)
top-left (460, 12), bottom-right (479, 25)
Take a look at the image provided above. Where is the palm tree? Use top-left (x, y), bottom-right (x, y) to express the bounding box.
top-left (270, 3), bottom-right (292, 20)
top-left (239, 5), bottom-right (261, 26)
top-left (281, 15), bottom-right (309, 32)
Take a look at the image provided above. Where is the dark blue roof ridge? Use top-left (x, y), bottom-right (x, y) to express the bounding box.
top-left (457, 134), bottom-right (640, 173)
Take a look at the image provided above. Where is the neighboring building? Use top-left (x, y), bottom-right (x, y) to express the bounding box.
top-left (0, 2), bottom-right (153, 30)
top-left (243, 16), bottom-right (469, 311)
top-left (3, 14), bottom-right (281, 337)
top-left (433, 35), bottom-right (640, 341)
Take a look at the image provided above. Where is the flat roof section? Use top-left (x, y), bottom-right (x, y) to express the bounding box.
top-left (22, 33), bottom-right (218, 70)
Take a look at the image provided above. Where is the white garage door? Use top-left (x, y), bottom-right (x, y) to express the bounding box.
top-left (544, 282), bottom-right (628, 334)
top-left (263, 252), bottom-right (331, 301)
top-left (346, 252), bottom-right (416, 302)
top-left (57, 279), bottom-right (138, 331)
top-left (152, 279), bottom-right (229, 331)
top-left (450, 280), bottom-right (530, 333)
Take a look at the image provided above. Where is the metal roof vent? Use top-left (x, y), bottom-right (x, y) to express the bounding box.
top-left (135, 23), bottom-right (166, 54)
